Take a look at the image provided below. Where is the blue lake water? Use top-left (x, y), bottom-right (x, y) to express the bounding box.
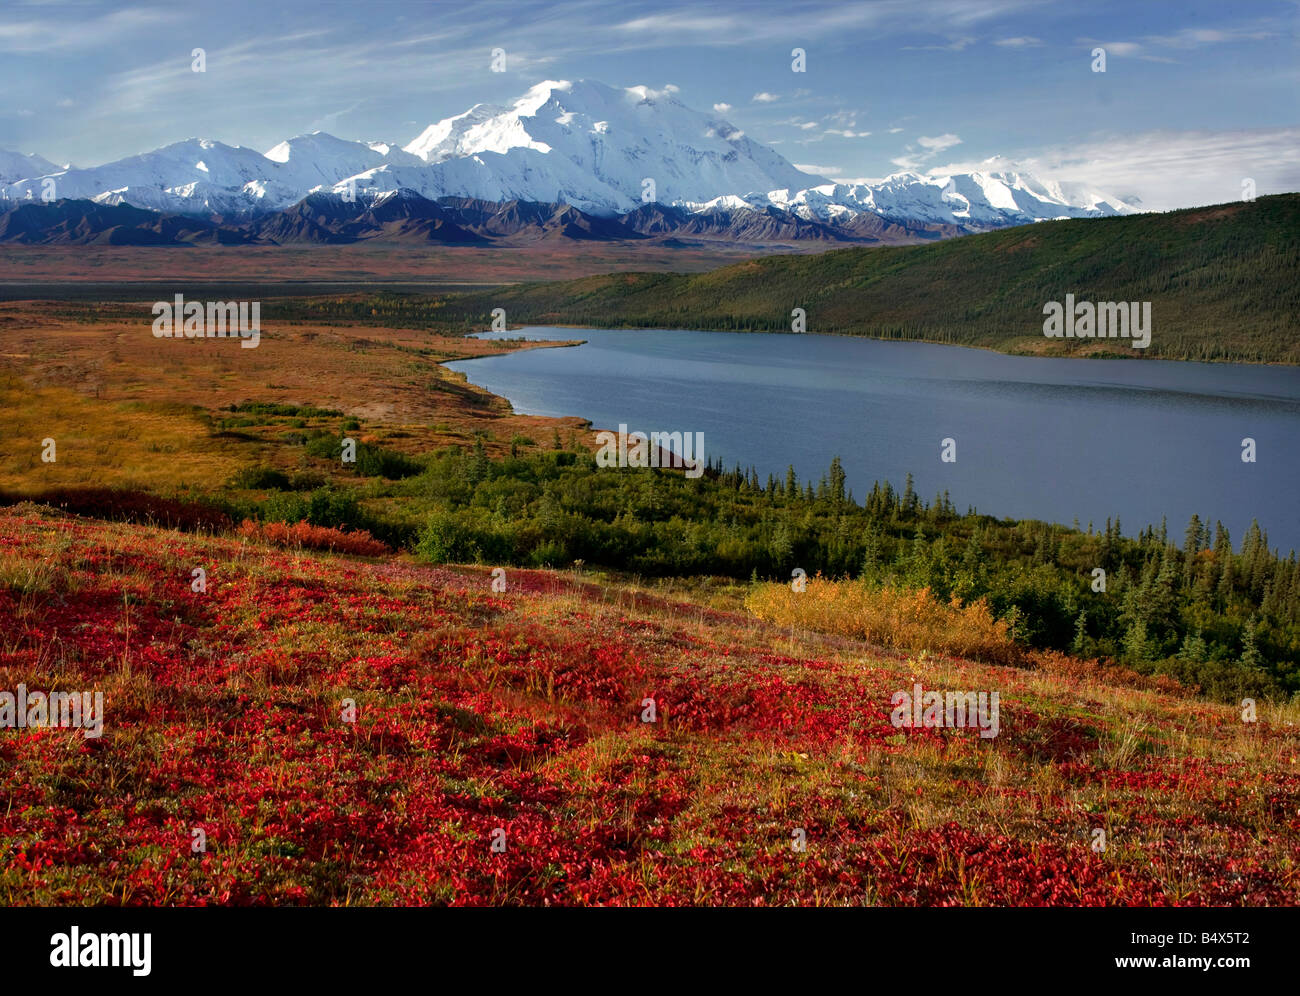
top-left (447, 328), bottom-right (1300, 553)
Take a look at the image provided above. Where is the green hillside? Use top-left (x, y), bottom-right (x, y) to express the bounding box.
top-left (444, 193), bottom-right (1300, 364)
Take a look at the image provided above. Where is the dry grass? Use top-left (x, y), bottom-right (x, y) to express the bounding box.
top-left (0, 377), bottom-right (242, 490)
top-left (0, 303), bottom-right (596, 479)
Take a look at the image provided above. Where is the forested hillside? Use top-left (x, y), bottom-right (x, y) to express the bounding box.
top-left (407, 194), bottom-right (1297, 363)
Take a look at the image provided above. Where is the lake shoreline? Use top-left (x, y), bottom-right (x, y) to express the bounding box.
top-left (472, 323), bottom-right (1300, 368)
top-left (445, 325), bottom-right (1300, 553)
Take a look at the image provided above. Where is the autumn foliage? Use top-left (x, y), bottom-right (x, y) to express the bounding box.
top-left (1, 509), bottom-right (1297, 907)
top-left (236, 519), bottom-right (390, 557)
top-left (0, 487), bottom-right (231, 533)
top-left (745, 576), bottom-right (1022, 666)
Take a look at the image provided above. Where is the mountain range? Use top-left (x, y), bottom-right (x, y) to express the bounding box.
top-left (0, 189), bottom-right (967, 247)
top-left (0, 78), bottom-right (1132, 245)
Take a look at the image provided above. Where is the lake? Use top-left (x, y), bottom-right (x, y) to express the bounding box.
top-left (447, 328), bottom-right (1300, 553)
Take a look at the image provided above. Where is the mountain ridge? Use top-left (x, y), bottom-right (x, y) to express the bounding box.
top-left (0, 79), bottom-right (1130, 235)
top-left (0, 189), bottom-right (959, 247)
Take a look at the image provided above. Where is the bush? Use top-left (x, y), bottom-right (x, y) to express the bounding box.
top-left (415, 512), bottom-right (481, 564)
top-left (529, 541), bottom-right (568, 567)
top-left (230, 466), bottom-right (292, 491)
top-left (228, 401), bottom-right (343, 418)
top-left (745, 576), bottom-right (1022, 666)
top-left (0, 488), bottom-right (232, 533)
top-left (259, 491), bottom-right (309, 524)
top-left (355, 445), bottom-right (421, 479)
top-left (304, 435), bottom-right (422, 479)
top-left (289, 471), bottom-right (327, 491)
top-left (237, 519), bottom-right (389, 556)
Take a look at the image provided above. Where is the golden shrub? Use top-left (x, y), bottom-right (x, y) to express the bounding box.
top-left (745, 576), bottom-right (1022, 666)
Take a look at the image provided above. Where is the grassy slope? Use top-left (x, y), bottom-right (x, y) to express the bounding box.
top-left (3, 507), bottom-right (1297, 906)
top-left (446, 194), bottom-right (1300, 363)
top-left (0, 307), bottom-right (588, 495)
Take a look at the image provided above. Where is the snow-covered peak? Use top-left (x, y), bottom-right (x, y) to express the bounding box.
top-left (0, 148), bottom-right (60, 184)
top-left (765, 168), bottom-right (1131, 229)
top-left (0, 82), bottom-right (1133, 230)
top-left (401, 78), bottom-right (817, 209)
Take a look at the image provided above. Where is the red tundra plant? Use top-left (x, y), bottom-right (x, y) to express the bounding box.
top-left (237, 519), bottom-right (390, 557)
top-left (2, 508), bottom-right (1298, 907)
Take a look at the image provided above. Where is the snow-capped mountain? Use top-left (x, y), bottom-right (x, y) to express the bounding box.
top-left (0, 149), bottom-right (59, 185)
top-left (0, 78), bottom-right (1131, 232)
top-left (399, 80), bottom-right (816, 210)
top-left (759, 170), bottom-right (1131, 229)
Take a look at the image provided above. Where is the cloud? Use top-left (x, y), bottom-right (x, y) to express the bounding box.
top-left (903, 36), bottom-right (976, 51)
top-left (935, 128), bottom-right (1300, 211)
top-left (633, 83), bottom-right (679, 99)
top-left (1080, 24), bottom-right (1280, 63)
top-left (888, 127), bottom-right (904, 134)
top-left (792, 163), bottom-right (843, 177)
top-left (705, 125), bottom-right (745, 140)
top-left (752, 92), bottom-right (780, 103)
top-left (0, 6), bottom-right (181, 54)
top-left (713, 102), bottom-right (732, 113)
top-left (610, 1), bottom-right (1041, 49)
top-left (1089, 40), bottom-right (1143, 56)
top-left (826, 128), bottom-right (871, 138)
top-left (1144, 26), bottom-right (1277, 48)
top-left (917, 133), bottom-right (962, 153)
top-left (891, 132), bottom-right (961, 169)
top-left (994, 36), bottom-right (1041, 47)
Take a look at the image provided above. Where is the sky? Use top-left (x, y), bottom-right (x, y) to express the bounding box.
top-left (2, 0), bottom-right (1297, 210)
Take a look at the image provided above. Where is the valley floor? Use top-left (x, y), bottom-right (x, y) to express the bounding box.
top-left (0, 243), bottom-right (779, 285)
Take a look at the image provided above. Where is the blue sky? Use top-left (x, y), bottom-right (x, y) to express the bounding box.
top-left (3, 0), bottom-right (1297, 208)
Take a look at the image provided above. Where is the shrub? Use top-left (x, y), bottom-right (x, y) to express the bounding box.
top-left (415, 511), bottom-right (481, 564)
top-left (227, 401), bottom-right (343, 418)
top-left (259, 491), bottom-right (309, 523)
top-left (0, 487), bottom-right (231, 533)
top-left (529, 541), bottom-right (568, 567)
top-left (304, 435), bottom-right (422, 479)
top-left (1027, 648), bottom-right (1189, 696)
top-left (230, 466), bottom-right (292, 491)
top-left (745, 576), bottom-right (1022, 666)
top-left (237, 519), bottom-right (389, 556)
top-left (355, 445), bottom-right (421, 479)
top-left (289, 471), bottom-right (327, 491)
